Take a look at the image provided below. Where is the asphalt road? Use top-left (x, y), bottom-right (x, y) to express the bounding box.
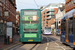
top-left (35, 35), bottom-right (73, 50)
top-left (2, 35), bottom-right (73, 50)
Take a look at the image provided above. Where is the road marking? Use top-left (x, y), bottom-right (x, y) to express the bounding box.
top-left (55, 42), bottom-right (65, 50)
top-left (45, 47), bottom-right (48, 50)
top-left (43, 36), bottom-right (49, 50)
top-left (61, 47), bottom-right (65, 50)
top-left (47, 43), bottom-right (49, 46)
top-left (32, 44), bottom-right (40, 50)
top-left (45, 37), bottom-right (50, 46)
top-left (55, 42), bottom-right (59, 46)
top-left (4, 42), bottom-right (21, 50)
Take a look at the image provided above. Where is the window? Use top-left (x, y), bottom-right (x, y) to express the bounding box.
top-left (0, 0), bottom-right (5, 4)
top-left (24, 10), bottom-right (37, 21)
top-left (72, 0), bottom-right (73, 3)
top-left (63, 21), bottom-right (66, 31)
top-left (0, 7), bottom-right (2, 17)
top-left (74, 18), bottom-right (75, 42)
top-left (50, 12), bottom-right (54, 16)
top-left (4, 11), bottom-right (9, 17)
top-left (74, 0), bottom-right (75, 4)
top-left (69, 18), bottom-right (73, 34)
top-left (74, 18), bottom-right (75, 34)
top-left (61, 20), bottom-right (66, 31)
top-left (61, 22), bottom-right (63, 31)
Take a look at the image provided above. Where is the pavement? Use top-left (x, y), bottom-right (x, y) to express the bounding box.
top-left (0, 34), bottom-right (19, 49)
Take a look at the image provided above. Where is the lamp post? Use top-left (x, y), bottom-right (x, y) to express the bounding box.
top-left (0, 19), bottom-right (3, 35)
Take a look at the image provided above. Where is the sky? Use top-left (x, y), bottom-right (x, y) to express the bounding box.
top-left (16, 0), bottom-right (65, 11)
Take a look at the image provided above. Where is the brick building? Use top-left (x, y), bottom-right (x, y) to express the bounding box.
top-left (65, 0), bottom-right (75, 13)
top-left (0, 0), bottom-right (16, 35)
top-left (41, 3), bottom-right (65, 34)
top-left (41, 4), bottom-right (58, 29)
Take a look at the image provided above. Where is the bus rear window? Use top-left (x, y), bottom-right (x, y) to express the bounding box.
top-left (23, 11), bottom-right (38, 21)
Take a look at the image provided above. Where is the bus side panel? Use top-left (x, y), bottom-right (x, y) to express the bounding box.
top-left (19, 10), bottom-right (24, 42)
top-left (61, 31), bottom-right (66, 43)
top-left (37, 10), bottom-right (41, 42)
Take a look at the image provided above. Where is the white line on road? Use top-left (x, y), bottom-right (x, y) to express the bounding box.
top-left (32, 44), bottom-right (40, 50)
top-left (55, 42), bottom-right (65, 50)
top-left (45, 47), bottom-right (48, 50)
top-left (46, 37), bottom-right (49, 46)
top-left (61, 47), bottom-right (65, 50)
top-left (55, 42), bottom-right (59, 46)
top-left (44, 36), bottom-right (49, 50)
top-left (47, 43), bottom-right (49, 46)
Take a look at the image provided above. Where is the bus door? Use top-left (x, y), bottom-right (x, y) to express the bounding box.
top-left (68, 18), bottom-right (73, 44)
top-left (73, 17), bottom-right (75, 46)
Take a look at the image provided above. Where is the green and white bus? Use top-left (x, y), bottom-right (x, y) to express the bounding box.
top-left (19, 9), bottom-right (42, 42)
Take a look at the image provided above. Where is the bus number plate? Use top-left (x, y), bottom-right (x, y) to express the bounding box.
top-left (28, 40), bottom-right (33, 41)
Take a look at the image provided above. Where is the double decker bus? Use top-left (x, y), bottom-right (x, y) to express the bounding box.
top-left (19, 9), bottom-right (42, 42)
top-left (61, 9), bottom-right (75, 47)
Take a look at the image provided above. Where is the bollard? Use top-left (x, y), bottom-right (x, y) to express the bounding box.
top-left (7, 36), bottom-right (10, 45)
top-left (4, 35), bottom-right (7, 44)
top-left (4, 35), bottom-right (10, 45)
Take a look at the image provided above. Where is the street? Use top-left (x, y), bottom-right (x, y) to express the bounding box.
top-left (0, 0), bottom-right (75, 50)
top-left (2, 35), bottom-right (73, 50)
top-left (35, 35), bottom-right (73, 50)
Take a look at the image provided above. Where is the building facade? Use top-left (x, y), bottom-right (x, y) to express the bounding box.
top-left (41, 3), bottom-right (65, 34)
top-left (0, 0), bottom-right (16, 35)
top-left (65, 0), bottom-right (75, 13)
top-left (41, 4), bottom-right (59, 29)
top-left (56, 6), bottom-right (65, 33)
